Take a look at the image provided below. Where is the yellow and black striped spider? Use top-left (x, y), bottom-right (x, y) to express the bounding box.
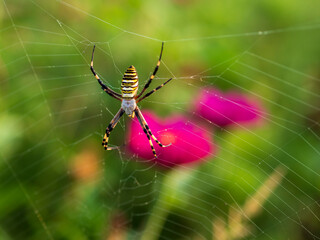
top-left (90, 42), bottom-right (173, 158)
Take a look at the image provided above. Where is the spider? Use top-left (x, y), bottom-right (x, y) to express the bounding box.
top-left (90, 42), bottom-right (173, 158)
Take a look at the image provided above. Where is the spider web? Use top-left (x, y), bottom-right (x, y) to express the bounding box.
top-left (1, 0), bottom-right (320, 239)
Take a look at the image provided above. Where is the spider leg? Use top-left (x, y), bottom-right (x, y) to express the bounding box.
top-left (91, 45), bottom-right (122, 101)
top-left (135, 107), bottom-right (171, 158)
top-left (102, 108), bottom-right (125, 150)
top-left (135, 107), bottom-right (171, 147)
top-left (134, 108), bottom-right (157, 158)
top-left (137, 78), bottom-right (173, 103)
top-left (135, 42), bottom-right (164, 99)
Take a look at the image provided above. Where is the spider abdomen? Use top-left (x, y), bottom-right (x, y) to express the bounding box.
top-left (121, 65), bottom-right (138, 99)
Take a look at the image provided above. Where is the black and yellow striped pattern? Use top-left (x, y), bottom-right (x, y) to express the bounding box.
top-left (121, 65), bottom-right (139, 98)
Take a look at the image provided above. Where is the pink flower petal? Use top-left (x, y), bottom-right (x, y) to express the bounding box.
top-left (127, 111), bottom-right (216, 168)
top-left (195, 87), bottom-right (265, 127)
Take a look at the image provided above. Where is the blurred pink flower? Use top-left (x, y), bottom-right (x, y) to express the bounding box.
top-left (194, 88), bottom-right (265, 127)
top-left (127, 111), bottom-right (216, 168)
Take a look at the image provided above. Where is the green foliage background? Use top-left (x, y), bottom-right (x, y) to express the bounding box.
top-left (1, 0), bottom-right (320, 239)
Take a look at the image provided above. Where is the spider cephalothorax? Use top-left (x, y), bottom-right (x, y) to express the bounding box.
top-left (90, 42), bottom-right (173, 157)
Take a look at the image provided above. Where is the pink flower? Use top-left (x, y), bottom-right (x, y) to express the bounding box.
top-left (127, 111), bottom-right (216, 168)
top-left (194, 88), bottom-right (265, 127)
